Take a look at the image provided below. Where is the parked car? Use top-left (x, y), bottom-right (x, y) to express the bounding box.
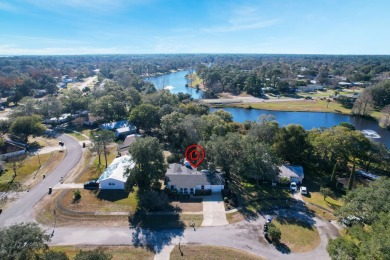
top-left (84, 180), bottom-right (99, 190)
top-left (290, 182), bottom-right (297, 192)
top-left (300, 186), bottom-right (307, 195)
top-left (341, 216), bottom-right (362, 227)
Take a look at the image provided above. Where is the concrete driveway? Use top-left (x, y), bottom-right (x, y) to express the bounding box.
top-left (201, 193), bottom-right (229, 226)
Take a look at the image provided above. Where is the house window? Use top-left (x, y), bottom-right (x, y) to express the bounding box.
top-left (184, 188), bottom-right (188, 194)
top-left (180, 188), bottom-right (183, 194)
top-left (170, 185), bottom-right (174, 190)
top-left (190, 188), bottom-right (194, 194)
top-left (201, 185), bottom-right (204, 190)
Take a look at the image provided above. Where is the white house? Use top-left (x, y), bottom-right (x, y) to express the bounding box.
top-left (278, 165), bottom-right (304, 184)
top-left (98, 155), bottom-right (134, 190)
top-left (165, 163), bottom-right (224, 194)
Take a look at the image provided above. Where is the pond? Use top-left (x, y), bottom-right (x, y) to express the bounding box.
top-left (145, 70), bottom-right (203, 99)
top-left (146, 70), bottom-right (390, 148)
top-left (211, 107), bottom-right (390, 148)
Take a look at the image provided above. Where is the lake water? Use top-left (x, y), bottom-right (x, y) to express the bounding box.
top-left (147, 70), bottom-right (390, 147)
top-left (145, 70), bottom-right (204, 99)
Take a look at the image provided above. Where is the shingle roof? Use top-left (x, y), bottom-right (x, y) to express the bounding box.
top-left (278, 165), bottom-right (304, 179)
top-left (165, 163), bottom-right (224, 187)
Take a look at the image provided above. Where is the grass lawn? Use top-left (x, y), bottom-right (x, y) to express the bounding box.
top-left (78, 146), bottom-right (118, 183)
top-left (273, 218), bottom-right (321, 253)
top-left (130, 213), bottom-right (203, 229)
top-left (66, 131), bottom-right (89, 141)
top-left (233, 100), bottom-right (352, 114)
top-left (170, 245), bottom-right (263, 260)
top-left (170, 198), bottom-right (203, 212)
top-left (0, 153), bottom-right (52, 191)
top-left (302, 192), bottom-right (343, 212)
top-left (226, 211), bottom-right (245, 224)
top-left (60, 189), bottom-right (138, 213)
top-left (50, 245), bottom-right (154, 259)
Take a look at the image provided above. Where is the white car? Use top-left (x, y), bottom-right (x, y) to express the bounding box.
top-left (290, 182), bottom-right (297, 191)
top-left (300, 186), bottom-right (307, 195)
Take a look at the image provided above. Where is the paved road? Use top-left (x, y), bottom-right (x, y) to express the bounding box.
top-left (0, 134), bottom-right (82, 226)
top-left (50, 213), bottom-right (334, 260)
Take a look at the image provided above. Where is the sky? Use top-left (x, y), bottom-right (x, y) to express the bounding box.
top-left (1, 0), bottom-right (390, 55)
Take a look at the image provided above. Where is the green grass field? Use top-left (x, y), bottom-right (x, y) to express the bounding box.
top-left (273, 218), bottom-right (321, 253)
top-left (170, 245), bottom-right (264, 260)
top-left (0, 153), bottom-right (51, 191)
top-left (50, 245), bottom-right (154, 259)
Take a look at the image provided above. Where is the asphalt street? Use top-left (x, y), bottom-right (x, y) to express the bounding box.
top-left (0, 134), bottom-right (82, 226)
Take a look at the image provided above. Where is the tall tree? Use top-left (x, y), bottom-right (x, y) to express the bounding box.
top-left (9, 115), bottom-right (46, 143)
top-left (125, 137), bottom-right (167, 191)
top-left (241, 137), bottom-right (280, 185)
top-left (273, 124), bottom-right (310, 165)
top-left (0, 222), bottom-right (50, 259)
top-left (206, 133), bottom-right (242, 185)
top-left (90, 130), bottom-right (114, 168)
top-left (128, 104), bottom-right (159, 132)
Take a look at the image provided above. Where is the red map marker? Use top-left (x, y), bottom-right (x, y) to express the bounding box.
top-left (184, 144), bottom-right (205, 168)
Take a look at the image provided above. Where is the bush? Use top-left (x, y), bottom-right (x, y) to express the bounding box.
top-left (279, 177), bottom-right (290, 186)
top-left (73, 189), bottom-right (81, 203)
top-left (268, 223), bottom-right (281, 243)
top-left (194, 189), bottom-right (212, 196)
top-left (167, 153), bottom-right (182, 164)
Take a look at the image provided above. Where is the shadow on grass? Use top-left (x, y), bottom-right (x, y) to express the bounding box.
top-left (97, 190), bottom-right (129, 202)
top-left (128, 189), bottom-right (185, 253)
top-left (275, 242), bottom-right (291, 254)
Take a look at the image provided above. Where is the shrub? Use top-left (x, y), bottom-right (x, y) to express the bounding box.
top-left (279, 177), bottom-right (290, 186)
top-left (268, 223), bottom-right (281, 243)
top-left (167, 153), bottom-right (182, 164)
top-left (194, 189), bottom-right (212, 196)
top-left (72, 189), bottom-right (81, 203)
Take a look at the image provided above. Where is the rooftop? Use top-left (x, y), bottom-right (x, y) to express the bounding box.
top-left (165, 163), bottom-right (224, 187)
top-left (98, 155), bottom-right (134, 182)
top-left (100, 120), bottom-right (132, 130)
top-left (278, 165), bottom-right (304, 179)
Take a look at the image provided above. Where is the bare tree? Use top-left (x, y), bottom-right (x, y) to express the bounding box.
top-left (6, 154), bottom-right (26, 181)
top-left (352, 93), bottom-right (374, 116)
top-left (380, 104), bottom-right (390, 128)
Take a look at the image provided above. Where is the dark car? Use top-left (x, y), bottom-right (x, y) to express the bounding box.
top-left (84, 180), bottom-right (99, 190)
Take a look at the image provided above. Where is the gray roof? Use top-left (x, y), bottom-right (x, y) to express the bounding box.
top-left (278, 165), bottom-right (304, 179)
top-left (165, 163), bottom-right (224, 187)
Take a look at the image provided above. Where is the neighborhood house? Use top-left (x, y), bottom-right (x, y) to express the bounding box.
top-left (98, 155), bottom-right (134, 190)
top-left (165, 163), bottom-right (225, 194)
top-left (278, 165), bottom-right (304, 184)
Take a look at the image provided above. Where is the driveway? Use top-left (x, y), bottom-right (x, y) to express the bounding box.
top-left (0, 134), bottom-right (82, 227)
top-left (201, 193), bottom-right (229, 226)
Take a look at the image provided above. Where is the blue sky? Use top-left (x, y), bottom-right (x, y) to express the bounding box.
top-left (1, 0), bottom-right (390, 55)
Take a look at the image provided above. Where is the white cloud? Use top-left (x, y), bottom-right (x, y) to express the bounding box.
top-left (0, 2), bottom-right (19, 12)
top-left (201, 5), bottom-right (281, 33)
top-left (201, 18), bottom-right (280, 33)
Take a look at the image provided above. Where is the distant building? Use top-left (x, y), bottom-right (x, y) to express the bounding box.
top-left (0, 141), bottom-right (26, 160)
top-left (100, 120), bottom-right (132, 131)
top-left (165, 163), bottom-right (225, 194)
top-left (98, 155), bottom-right (134, 190)
top-left (278, 165), bottom-right (304, 184)
top-left (338, 82), bottom-right (352, 87)
top-left (119, 134), bottom-right (141, 151)
top-left (115, 126), bottom-right (137, 139)
top-left (296, 85), bottom-right (324, 92)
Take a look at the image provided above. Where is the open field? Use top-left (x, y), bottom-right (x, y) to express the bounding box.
top-left (273, 218), bottom-right (321, 253)
top-left (60, 189), bottom-right (138, 213)
top-left (170, 245), bottom-right (264, 260)
top-left (0, 153), bottom-right (52, 191)
top-left (51, 245), bottom-right (154, 259)
top-left (302, 192), bottom-right (343, 212)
